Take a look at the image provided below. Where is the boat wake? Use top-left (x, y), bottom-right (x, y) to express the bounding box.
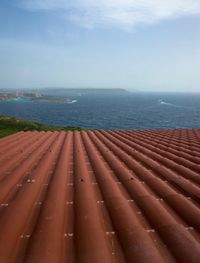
top-left (158, 99), bottom-right (185, 108)
top-left (67, 100), bottom-right (78, 104)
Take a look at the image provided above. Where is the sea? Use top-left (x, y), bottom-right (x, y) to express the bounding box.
top-left (0, 92), bottom-right (200, 130)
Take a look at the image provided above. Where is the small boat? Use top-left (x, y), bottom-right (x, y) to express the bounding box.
top-left (158, 99), bottom-right (165, 105)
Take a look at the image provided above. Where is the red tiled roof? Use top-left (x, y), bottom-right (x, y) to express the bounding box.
top-left (0, 129), bottom-right (200, 262)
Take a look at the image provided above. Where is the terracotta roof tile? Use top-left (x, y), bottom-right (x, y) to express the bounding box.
top-left (0, 129), bottom-right (200, 262)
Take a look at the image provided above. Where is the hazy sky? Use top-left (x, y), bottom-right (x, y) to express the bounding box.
top-left (0, 0), bottom-right (200, 92)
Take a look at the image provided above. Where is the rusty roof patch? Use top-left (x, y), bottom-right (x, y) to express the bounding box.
top-left (0, 129), bottom-right (200, 262)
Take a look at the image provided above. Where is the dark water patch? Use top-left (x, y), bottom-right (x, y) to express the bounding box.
top-left (0, 92), bottom-right (199, 130)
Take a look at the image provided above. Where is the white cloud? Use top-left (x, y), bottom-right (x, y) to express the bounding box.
top-left (19, 0), bottom-right (200, 29)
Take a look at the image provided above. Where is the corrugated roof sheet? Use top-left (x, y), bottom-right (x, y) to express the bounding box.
top-left (0, 129), bottom-right (200, 263)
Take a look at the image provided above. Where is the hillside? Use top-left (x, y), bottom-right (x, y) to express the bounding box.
top-left (0, 115), bottom-right (84, 138)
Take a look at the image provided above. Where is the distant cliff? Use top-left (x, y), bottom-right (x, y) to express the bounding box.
top-left (41, 88), bottom-right (129, 96)
top-left (0, 88), bottom-right (129, 97)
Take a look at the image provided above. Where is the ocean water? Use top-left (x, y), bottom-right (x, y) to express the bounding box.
top-left (0, 92), bottom-right (200, 130)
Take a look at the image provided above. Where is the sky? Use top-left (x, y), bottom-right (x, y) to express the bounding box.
top-left (0, 0), bottom-right (200, 92)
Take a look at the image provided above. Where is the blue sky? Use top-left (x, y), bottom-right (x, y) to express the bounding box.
top-left (0, 0), bottom-right (200, 92)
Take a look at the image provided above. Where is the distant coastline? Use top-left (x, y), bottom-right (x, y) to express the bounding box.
top-left (0, 88), bottom-right (129, 103)
top-left (0, 92), bottom-right (76, 103)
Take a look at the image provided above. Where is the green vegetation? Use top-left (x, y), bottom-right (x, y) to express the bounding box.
top-left (0, 115), bottom-right (86, 138)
